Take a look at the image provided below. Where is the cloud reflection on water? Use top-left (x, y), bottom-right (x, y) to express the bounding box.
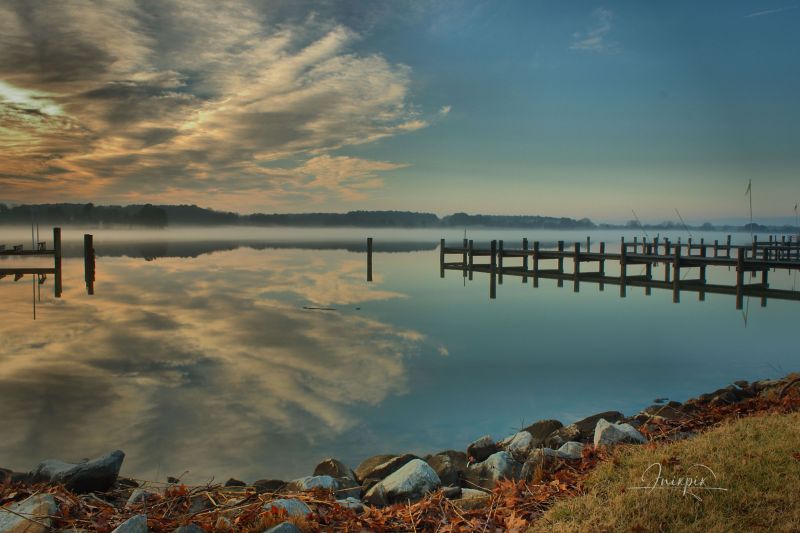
top-left (0, 248), bottom-right (424, 481)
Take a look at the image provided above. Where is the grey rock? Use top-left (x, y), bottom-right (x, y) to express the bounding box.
top-left (354, 454), bottom-right (416, 485)
top-left (126, 488), bottom-right (158, 508)
top-left (224, 478), bottom-right (246, 487)
top-left (263, 498), bottom-right (312, 518)
top-left (455, 488), bottom-right (491, 510)
top-left (594, 419), bottom-right (646, 447)
top-left (187, 494), bottom-right (213, 515)
top-left (441, 486), bottom-right (462, 499)
top-left (639, 404), bottom-right (690, 422)
top-left (543, 425), bottom-right (581, 449)
top-left (313, 458), bottom-right (355, 482)
top-left (30, 450), bottom-right (125, 493)
top-left (521, 419), bottom-right (563, 446)
top-left (573, 411), bottom-right (624, 440)
top-left (111, 515), bottom-right (147, 533)
top-left (0, 493), bottom-right (57, 533)
top-left (556, 441), bottom-right (584, 460)
top-left (464, 451), bottom-right (521, 490)
top-left (286, 475), bottom-right (337, 492)
top-left (363, 459), bottom-right (441, 506)
top-left (520, 449), bottom-right (559, 481)
top-left (263, 523), bottom-right (301, 533)
top-left (173, 525), bottom-right (205, 533)
top-left (252, 479), bottom-right (286, 493)
top-left (336, 497), bottom-right (365, 514)
top-left (466, 435), bottom-right (498, 463)
top-left (425, 452), bottom-right (466, 487)
top-left (504, 431), bottom-right (534, 459)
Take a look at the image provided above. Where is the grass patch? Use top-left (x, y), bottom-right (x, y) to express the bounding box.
top-left (530, 411), bottom-right (800, 533)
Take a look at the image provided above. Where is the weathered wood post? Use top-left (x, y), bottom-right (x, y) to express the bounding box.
top-left (462, 238), bottom-right (468, 277)
top-left (736, 247), bottom-right (745, 310)
top-left (687, 237), bottom-right (693, 256)
top-left (522, 238), bottom-right (528, 283)
top-left (532, 240), bottom-right (540, 288)
top-left (620, 239), bottom-right (627, 298)
top-left (557, 240), bottom-right (564, 288)
top-left (726, 234), bottom-right (732, 258)
top-left (586, 236), bottom-right (591, 253)
top-left (672, 245), bottom-right (681, 303)
top-left (84, 233), bottom-right (95, 295)
top-left (599, 242), bottom-right (606, 291)
top-left (761, 247), bottom-right (769, 286)
top-left (713, 239), bottom-right (719, 257)
top-left (497, 239), bottom-right (504, 284)
top-left (573, 242), bottom-right (581, 293)
top-left (699, 245), bottom-right (707, 301)
top-left (368, 237), bottom-right (374, 282)
top-left (438, 238), bottom-right (444, 279)
top-left (645, 243), bottom-right (653, 280)
top-left (633, 236), bottom-right (638, 254)
top-left (53, 227), bottom-right (62, 298)
top-left (468, 239), bottom-right (474, 280)
top-left (490, 240), bottom-right (497, 273)
top-left (664, 239), bottom-right (671, 283)
top-left (490, 269), bottom-right (496, 300)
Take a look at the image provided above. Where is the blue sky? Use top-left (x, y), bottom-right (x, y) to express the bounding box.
top-left (0, 1), bottom-right (798, 222)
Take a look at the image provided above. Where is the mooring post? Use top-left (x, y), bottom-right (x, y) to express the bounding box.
top-left (557, 240), bottom-right (564, 288)
top-left (490, 240), bottom-right (497, 273)
top-left (672, 246), bottom-right (681, 303)
top-left (752, 235), bottom-right (757, 259)
top-left (736, 247), bottom-right (745, 310)
top-left (532, 240), bottom-right (540, 288)
top-left (462, 238), bottom-right (468, 277)
top-left (53, 227), bottom-right (62, 298)
top-left (573, 242), bottom-right (581, 293)
top-left (633, 236), bottom-right (638, 254)
top-left (761, 247), bottom-right (769, 286)
top-left (687, 237), bottom-right (693, 256)
top-left (619, 244), bottom-right (627, 298)
top-left (368, 237), bottom-right (374, 282)
top-left (599, 242), bottom-right (606, 276)
top-left (645, 244), bottom-right (653, 280)
top-left (653, 236), bottom-right (659, 257)
top-left (522, 238), bottom-right (528, 283)
top-left (468, 239), bottom-right (474, 280)
top-left (713, 239), bottom-right (719, 257)
top-left (586, 236), bottom-right (591, 253)
top-left (84, 233), bottom-right (95, 295)
top-left (664, 239), bottom-right (671, 283)
top-left (490, 270), bottom-right (497, 300)
top-left (698, 245), bottom-right (707, 301)
top-left (726, 235), bottom-right (732, 258)
top-left (498, 240), bottom-right (504, 284)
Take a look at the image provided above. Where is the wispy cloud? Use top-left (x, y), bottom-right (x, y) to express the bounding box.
top-left (570, 8), bottom-right (618, 53)
top-left (0, 1), bottom-right (434, 209)
top-left (745, 6), bottom-right (797, 18)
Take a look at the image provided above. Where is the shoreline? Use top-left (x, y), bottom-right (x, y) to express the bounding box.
top-left (2, 372), bottom-right (799, 531)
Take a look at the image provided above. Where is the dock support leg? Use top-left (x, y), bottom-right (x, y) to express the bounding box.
top-left (522, 238), bottom-right (528, 283)
top-left (53, 227), bottom-right (62, 298)
top-left (532, 241), bottom-right (540, 288)
top-left (557, 240), bottom-right (564, 288)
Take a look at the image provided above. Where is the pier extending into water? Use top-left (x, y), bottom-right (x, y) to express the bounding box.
top-left (439, 235), bottom-right (800, 309)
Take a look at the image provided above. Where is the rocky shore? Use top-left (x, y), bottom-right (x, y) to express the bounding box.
top-left (2, 374), bottom-right (798, 532)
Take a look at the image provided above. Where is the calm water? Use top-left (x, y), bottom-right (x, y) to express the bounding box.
top-left (0, 227), bottom-right (798, 483)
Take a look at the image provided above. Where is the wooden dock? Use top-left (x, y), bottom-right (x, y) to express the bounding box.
top-left (0, 227), bottom-right (62, 297)
top-left (439, 235), bottom-right (800, 309)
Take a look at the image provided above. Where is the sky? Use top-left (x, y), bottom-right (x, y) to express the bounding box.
top-left (0, 0), bottom-right (798, 223)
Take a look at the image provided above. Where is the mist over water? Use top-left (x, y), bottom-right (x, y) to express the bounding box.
top-left (0, 227), bottom-right (797, 483)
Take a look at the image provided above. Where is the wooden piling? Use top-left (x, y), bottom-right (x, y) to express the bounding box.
top-left (532, 241), bottom-right (540, 288)
top-left (573, 242), bottom-right (581, 293)
top-left (672, 246), bottom-right (681, 303)
top-left (490, 240), bottom-right (497, 273)
top-left (53, 227), bottom-right (62, 298)
top-left (557, 240), bottom-right (564, 288)
top-left (620, 241), bottom-right (627, 298)
top-left (522, 238), bottom-right (528, 283)
top-left (468, 239), bottom-right (474, 280)
top-left (497, 240), bottom-right (504, 284)
top-left (368, 237), bottom-right (374, 282)
top-left (736, 247), bottom-right (745, 310)
top-left (438, 238), bottom-right (444, 279)
top-left (84, 233), bottom-right (95, 295)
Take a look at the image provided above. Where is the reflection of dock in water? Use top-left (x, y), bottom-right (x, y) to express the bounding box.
top-left (439, 235), bottom-right (800, 309)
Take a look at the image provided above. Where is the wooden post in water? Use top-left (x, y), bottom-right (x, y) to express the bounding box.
top-left (497, 240), bottom-right (504, 284)
top-left (573, 242), bottom-right (581, 293)
top-left (620, 240), bottom-right (627, 298)
top-left (53, 227), bottom-right (62, 298)
top-left (726, 235), bottom-right (732, 258)
top-left (599, 242), bottom-right (606, 291)
top-left (664, 239), bottom-right (671, 283)
top-left (84, 233), bottom-right (95, 295)
top-left (468, 239), bottom-right (474, 280)
top-left (522, 238), bottom-right (528, 283)
top-left (438, 238), bottom-right (444, 279)
top-left (699, 245), bottom-right (707, 301)
top-left (586, 236), bottom-right (591, 253)
top-left (736, 247), bottom-right (745, 310)
top-left (557, 240), bottom-right (564, 288)
top-left (672, 246), bottom-right (681, 303)
top-left (761, 247), bottom-right (768, 308)
top-left (490, 269), bottom-right (496, 300)
top-left (713, 240), bottom-right (719, 257)
top-left (532, 240), bottom-right (540, 288)
top-left (368, 237), bottom-right (374, 282)
top-left (633, 236), bottom-right (638, 254)
top-left (490, 240), bottom-right (497, 273)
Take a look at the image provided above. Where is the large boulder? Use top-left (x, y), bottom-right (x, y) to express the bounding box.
top-left (521, 419), bottom-right (563, 447)
top-left (111, 515), bottom-right (147, 533)
top-left (425, 451), bottom-right (467, 486)
top-left (503, 431), bottom-right (534, 460)
top-left (313, 458), bottom-right (356, 482)
top-left (594, 419), bottom-right (646, 447)
top-left (363, 459), bottom-right (441, 506)
top-left (464, 451), bottom-right (521, 490)
top-left (30, 450), bottom-right (125, 493)
top-left (466, 435), bottom-right (498, 463)
top-left (354, 454), bottom-right (417, 490)
top-left (285, 475), bottom-right (338, 492)
top-left (263, 498), bottom-right (312, 518)
top-left (0, 493), bottom-right (57, 533)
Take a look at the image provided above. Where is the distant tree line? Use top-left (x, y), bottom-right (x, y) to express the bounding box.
top-left (0, 203), bottom-right (796, 232)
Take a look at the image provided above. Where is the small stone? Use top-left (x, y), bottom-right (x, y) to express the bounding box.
top-left (543, 425), bottom-right (581, 448)
top-left (464, 451), bottom-right (521, 490)
top-left (441, 486), bottom-right (462, 499)
top-left (455, 488), bottom-right (491, 510)
top-left (252, 479), bottom-right (286, 493)
top-left (313, 458), bottom-right (356, 482)
top-left (336, 497), bottom-right (365, 514)
top-left (354, 454), bottom-right (417, 484)
top-left (30, 450), bottom-right (125, 493)
top-left (263, 498), bottom-right (312, 518)
top-left (594, 419), bottom-right (646, 447)
top-left (286, 475), bottom-right (338, 492)
top-left (556, 441), bottom-right (584, 460)
top-left (0, 493), bottom-right (57, 533)
top-left (466, 435), bottom-right (498, 463)
top-left (224, 478), bottom-right (246, 487)
top-left (263, 523), bottom-right (301, 533)
top-left (111, 514), bottom-right (148, 533)
top-left (125, 488), bottom-right (158, 508)
top-left (363, 459), bottom-right (441, 506)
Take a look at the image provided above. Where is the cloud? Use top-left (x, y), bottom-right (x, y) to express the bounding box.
top-left (439, 105), bottom-right (452, 116)
top-left (570, 8), bottom-right (618, 53)
top-left (0, 1), bottom-right (427, 209)
top-left (745, 6), bottom-right (797, 18)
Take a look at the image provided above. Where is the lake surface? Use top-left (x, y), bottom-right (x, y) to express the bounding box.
top-left (1, 227), bottom-right (798, 484)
